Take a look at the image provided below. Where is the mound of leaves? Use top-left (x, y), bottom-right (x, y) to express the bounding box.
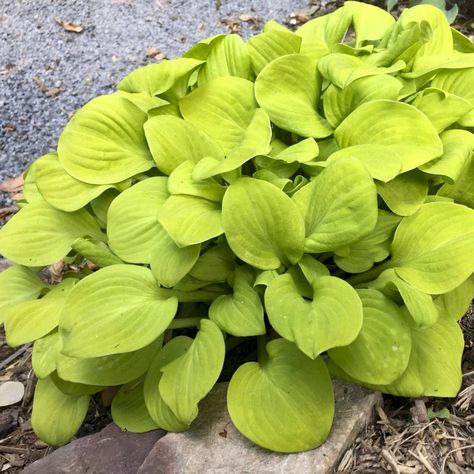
top-left (0, 1), bottom-right (474, 454)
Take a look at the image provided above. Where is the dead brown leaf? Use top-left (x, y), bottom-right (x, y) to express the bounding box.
top-left (2, 123), bottom-right (16, 132)
top-left (0, 206), bottom-right (18, 220)
top-left (146, 47), bottom-right (166, 61)
top-left (33, 77), bottom-right (64, 97)
top-left (221, 18), bottom-right (241, 34)
top-left (55, 18), bottom-right (83, 33)
top-left (0, 175), bottom-right (23, 193)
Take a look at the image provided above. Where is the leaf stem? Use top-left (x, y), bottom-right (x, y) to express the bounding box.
top-left (168, 317), bottom-right (204, 329)
top-left (346, 259), bottom-right (393, 286)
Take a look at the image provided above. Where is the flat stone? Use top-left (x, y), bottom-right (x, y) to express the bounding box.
top-left (24, 423), bottom-right (166, 474)
top-left (138, 380), bottom-right (382, 474)
top-left (0, 381), bottom-right (25, 407)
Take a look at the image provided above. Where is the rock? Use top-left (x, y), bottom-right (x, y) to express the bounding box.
top-left (138, 380), bottom-right (382, 474)
top-left (0, 381), bottom-right (25, 407)
top-left (23, 423), bottom-right (166, 474)
top-left (0, 258), bottom-right (14, 272)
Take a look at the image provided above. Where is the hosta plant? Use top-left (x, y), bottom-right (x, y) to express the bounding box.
top-left (1, 1), bottom-right (474, 454)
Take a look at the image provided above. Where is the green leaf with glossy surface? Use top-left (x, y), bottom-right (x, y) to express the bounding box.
top-left (5, 279), bottom-right (77, 347)
top-left (222, 177), bottom-right (305, 270)
top-left (0, 202), bottom-right (103, 266)
top-left (227, 338), bottom-right (334, 453)
top-left (265, 274), bottom-right (363, 359)
top-left (32, 376), bottom-right (89, 446)
top-left (144, 336), bottom-right (192, 432)
top-left (60, 265), bottom-right (178, 357)
top-left (328, 289), bottom-right (411, 384)
top-left (292, 157), bottom-right (378, 253)
top-left (57, 337), bottom-right (163, 386)
top-left (435, 276), bottom-right (474, 320)
top-left (71, 237), bottom-right (123, 267)
top-left (0, 266), bottom-right (47, 323)
top-left (144, 115), bottom-right (223, 175)
top-left (111, 379), bottom-right (158, 433)
top-left (157, 195), bottom-right (223, 247)
top-left (334, 100), bottom-right (443, 172)
top-left (209, 266), bottom-right (265, 337)
top-left (391, 202), bottom-right (474, 294)
top-left (58, 94), bottom-right (153, 184)
top-left (437, 154), bottom-right (474, 208)
top-left (32, 331), bottom-right (62, 379)
top-left (255, 54), bottom-right (332, 138)
top-left (179, 77), bottom-right (257, 154)
top-left (107, 177), bottom-right (169, 263)
top-left (377, 170), bottom-right (428, 216)
top-left (159, 319), bottom-right (225, 425)
top-left (247, 30), bottom-right (301, 75)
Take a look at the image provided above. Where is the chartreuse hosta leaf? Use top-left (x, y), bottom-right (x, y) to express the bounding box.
top-left (292, 157), bottom-right (377, 253)
top-left (421, 130), bottom-right (474, 183)
top-left (32, 331), bottom-right (62, 379)
top-left (255, 54), bottom-right (332, 138)
top-left (372, 311), bottom-right (463, 397)
top-left (265, 273), bottom-right (363, 359)
top-left (107, 177), bottom-right (168, 263)
top-left (411, 87), bottom-right (473, 132)
top-left (191, 108), bottom-right (272, 181)
top-left (60, 265), bottom-right (178, 357)
top-left (179, 77), bottom-right (257, 154)
top-left (334, 210), bottom-right (401, 273)
top-left (159, 319), bottom-right (225, 425)
top-left (112, 379), bottom-right (158, 433)
top-left (228, 338), bottom-right (334, 453)
top-left (71, 237), bottom-right (124, 267)
top-left (437, 153), bottom-right (474, 209)
top-left (157, 195), bottom-right (223, 247)
top-left (22, 160), bottom-right (44, 204)
top-left (144, 336), bottom-right (191, 432)
top-left (435, 276), bottom-right (474, 320)
top-left (58, 94), bottom-right (153, 184)
top-left (5, 278), bottom-right (77, 347)
top-left (115, 90), bottom-right (169, 113)
top-left (56, 337), bottom-right (163, 386)
top-left (222, 177), bottom-right (305, 270)
top-left (0, 202), bottom-right (104, 266)
top-left (188, 240), bottom-right (235, 283)
top-left (323, 75), bottom-right (402, 128)
top-left (32, 375), bottom-right (89, 446)
top-left (34, 153), bottom-right (130, 212)
top-left (247, 30), bottom-right (301, 75)
top-left (431, 68), bottom-right (474, 126)
top-left (391, 202), bottom-right (474, 294)
top-left (198, 34), bottom-right (251, 84)
top-left (318, 53), bottom-right (405, 90)
top-left (118, 58), bottom-right (204, 99)
top-left (0, 266), bottom-right (47, 323)
top-left (209, 266), bottom-right (265, 337)
top-left (144, 115), bottom-right (224, 175)
top-left (168, 161), bottom-right (226, 203)
top-left (377, 171), bottom-right (428, 216)
top-left (334, 100), bottom-right (443, 172)
top-left (328, 289), bottom-right (411, 385)
top-left (369, 269), bottom-right (439, 328)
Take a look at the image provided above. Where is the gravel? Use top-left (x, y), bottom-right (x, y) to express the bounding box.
top-left (0, 0), bottom-right (308, 206)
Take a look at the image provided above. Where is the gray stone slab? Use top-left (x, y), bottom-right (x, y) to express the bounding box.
top-left (24, 423), bottom-right (166, 474)
top-left (138, 380), bottom-right (383, 474)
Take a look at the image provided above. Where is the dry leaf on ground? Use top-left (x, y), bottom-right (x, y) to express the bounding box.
top-left (146, 48), bottom-right (166, 61)
top-left (55, 18), bottom-right (83, 33)
top-left (0, 175), bottom-right (23, 194)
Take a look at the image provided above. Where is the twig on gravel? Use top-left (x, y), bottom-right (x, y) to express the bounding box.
top-left (0, 445), bottom-right (29, 454)
top-left (382, 448), bottom-right (400, 473)
top-left (408, 448), bottom-right (437, 474)
top-left (0, 344), bottom-right (32, 371)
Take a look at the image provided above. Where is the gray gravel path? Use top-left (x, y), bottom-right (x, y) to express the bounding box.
top-left (0, 0), bottom-right (308, 206)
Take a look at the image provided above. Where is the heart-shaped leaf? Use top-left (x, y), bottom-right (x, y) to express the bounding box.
top-left (265, 274), bottom-right (363, 359)
top-left (227, 338), bottom-right (334, 453)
